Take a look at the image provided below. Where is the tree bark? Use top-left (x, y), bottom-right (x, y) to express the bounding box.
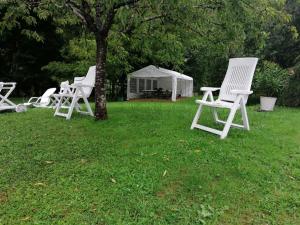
top-left (120, 73), bottom-right (127, 101)
top-left (95, 35), bottom-right (108, 120)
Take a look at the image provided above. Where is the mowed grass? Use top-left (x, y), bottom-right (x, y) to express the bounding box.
top-left (0, 98), bottom-right (300, 224)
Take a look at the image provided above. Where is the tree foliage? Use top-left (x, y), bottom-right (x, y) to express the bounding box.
top-left (0, 0), bottom-right (299, 107)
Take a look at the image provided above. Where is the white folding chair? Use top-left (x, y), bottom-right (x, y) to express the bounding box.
top-left (0, 82), bottom-right (18, 111)
top-left (53, 66), bottom-right (95, 120)
top-left (191, 58), bottom-right (258, 139)
top-left (51, 81), bottom-right (70, 109)
top-left (25, 88), bottom-right (57, 108)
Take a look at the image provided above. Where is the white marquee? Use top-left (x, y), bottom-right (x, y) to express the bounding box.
top-left (127, 65), bottom-right (193, 101)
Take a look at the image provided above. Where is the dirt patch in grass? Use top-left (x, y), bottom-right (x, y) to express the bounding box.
top-left (0, 192), bottom-right (8, 203)
top-left (156, 181), bottom-right (182, 199)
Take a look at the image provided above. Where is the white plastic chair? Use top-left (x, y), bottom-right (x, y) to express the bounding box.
top-left (0, 82), bottom-right (27, 112)
top-left (191, 58), bottom-right (258, 139)
top-left (51, 81), bottom-right (70, 109)
top-left (53, 66), bottom-right (95, 120)
top-left (25, 88), bottom-right (57, 108)
top-left (0, 82), bottom-right (17, 111)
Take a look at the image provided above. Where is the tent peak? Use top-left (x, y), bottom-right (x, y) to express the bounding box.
top-left (129, 65), bottom-right (193, 81)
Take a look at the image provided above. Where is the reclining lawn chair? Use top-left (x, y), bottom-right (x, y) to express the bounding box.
top-left (0, 82), bottom-right (17, 111)
top-left (51, 81), bottom-right (70, 109)
top-left (191, 57), bottom-right (258, 139)
top-left (0, 82), bottom-right (26, 113)
top-left (53, 66), bottom-right (95, 120)
top-left (25, 88), bottom-right (57, 108)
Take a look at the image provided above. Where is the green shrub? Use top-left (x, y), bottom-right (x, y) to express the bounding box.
top-left (253, 61), bottom-right (290, 98)
top-left (280, 65), bottom-right (300, 107)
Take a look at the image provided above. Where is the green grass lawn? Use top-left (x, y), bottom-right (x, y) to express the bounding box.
top-left (1, 98), bottom-right (300, 224)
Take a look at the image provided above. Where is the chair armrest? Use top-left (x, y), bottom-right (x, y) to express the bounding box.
top-left (230, 90), bottom-right (253, 95)
top-left (71, 84), bottom-right (94, 88)
top-left (1, 82), bottom-right (16, 86)
top-left (28, 97), bottom-right (40, 103)
top-left (200, 87), bottom-right (220, 92)
top-left (74, 77), bottom-right (85, 82)
top-left (1, 82), bottom-right (16, 89)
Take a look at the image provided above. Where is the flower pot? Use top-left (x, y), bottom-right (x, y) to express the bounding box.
top-left (260, 96), bottom-right (277, 111)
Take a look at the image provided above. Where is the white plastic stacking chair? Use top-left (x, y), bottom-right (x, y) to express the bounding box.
top-left (51, 81), bottom-right (70, 109)
top-left (0, 82), bottom-right (18, 111)
top-left (53, 66), bottom-right (95, 120)
top-left (191, 58), bottom-right (258, 139)
top-left (25, 88), bottom-right (57, 108)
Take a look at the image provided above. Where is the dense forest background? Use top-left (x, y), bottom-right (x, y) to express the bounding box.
top-left (0, 0), bottom-right (299, 105)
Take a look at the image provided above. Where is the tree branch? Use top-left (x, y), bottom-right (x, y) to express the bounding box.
top-left (80, 0), bottom-right (96, 32)
top-left (65, 0), bottom-right (85, 22)
top-left (113, 0), bottom-right (140, 10)
top-left (65, 0), bottom-right (96, 33)
top-left (121, 14), bottom-right (165, 35)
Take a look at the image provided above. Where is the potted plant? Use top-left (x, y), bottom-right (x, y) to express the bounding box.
top-left (254, 61), bottom-right (289, 111)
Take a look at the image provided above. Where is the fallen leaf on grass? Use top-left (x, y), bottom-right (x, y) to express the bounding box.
top-left (163, 155), bottom-right (169, 161)
top-left (20, 216), bottom-right (31, 221)
top-left (45, 161), bottom-right (53, 164)
top-left (111, 178), bottom-right (116, 183)
top-left (170, 207), bottom-right (179, 211)
top-left (34, 182), bottom-right (46, 187)
top-left (288, 175), bottom-right (295, 180)
top-left (80, 159), bottom-right (87, 164)
top-left (0, 192), bottom-right (8, 203)
top-left (163, 170), bottom-right (167, 177)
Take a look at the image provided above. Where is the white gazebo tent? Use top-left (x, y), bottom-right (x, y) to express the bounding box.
top-left (127, 65), bottom-right (193, 101)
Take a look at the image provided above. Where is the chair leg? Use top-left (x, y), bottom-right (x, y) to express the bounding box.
top-left (240, 101), bottom-right (250, 130)
top-left (211, 108), bottom-right (219, 123)
top-left (62, 97), bottom-right (71, 108)
top-left (191, 103), bottom-right (204, 129)
top-left (66, 96), bottom-right (77, 120)
top-left (82, 96), bottom-right (94, 117)
top-left (191, 92), bottom-right (209, 129)
top-left (220, 98), bottom-right (242, 139)
top-left (220, 106), bottom-right (238, 139)
top-left (54, 95), bottom-right (64, 116)
top-left (208, 92), bottom-right (219, 123)
top-left (75, 102), bottom-right (81, 112)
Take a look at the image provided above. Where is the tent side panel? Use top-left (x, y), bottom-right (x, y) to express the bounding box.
top-left (189, 80), bottom-right (194, 97)
top-left (127, 77), bottom-right (130, 100)
top-left (171, 77), bottom-right (177, 102)
top-left (158, 77), bottom-right (172, 91)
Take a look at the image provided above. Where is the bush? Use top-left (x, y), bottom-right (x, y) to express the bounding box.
top-left (280, 67), bottom-right (300, 107)
top-left (253, 61), bottom-right (290, 98)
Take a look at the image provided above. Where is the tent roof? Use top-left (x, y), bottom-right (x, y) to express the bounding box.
top-left (129, 65), bottom-right (193, 81)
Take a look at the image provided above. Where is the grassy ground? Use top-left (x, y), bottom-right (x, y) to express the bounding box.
top-left (0, 98), bottom-right (300, 224)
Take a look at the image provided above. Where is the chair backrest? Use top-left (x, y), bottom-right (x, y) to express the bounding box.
top-left (219, 57), bottom-right (258, 102)
top-left (59, 81), bottom-right (69, 94)
top-left (74, 66), bottom-right (96, 97)
top-left (40, 88), bottom-right (56, 105)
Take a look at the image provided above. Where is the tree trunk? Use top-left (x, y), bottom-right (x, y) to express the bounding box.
top-left (120, 73), bottom-right (127, 101)
top-left (95, 36), bottom-right (108, 120)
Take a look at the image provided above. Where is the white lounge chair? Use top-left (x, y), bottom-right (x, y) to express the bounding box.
top-left (53, 66), bottom-right (95, 120)
top-left (191, 57), bottom-right (258, 139)
top-left (25, 88), bottom-right (57, 108)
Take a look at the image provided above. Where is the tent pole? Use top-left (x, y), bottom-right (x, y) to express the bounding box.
top-left (127, 77), bottom-right (130, 100)
top-left (171, 76), bottom-right (177, 102)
